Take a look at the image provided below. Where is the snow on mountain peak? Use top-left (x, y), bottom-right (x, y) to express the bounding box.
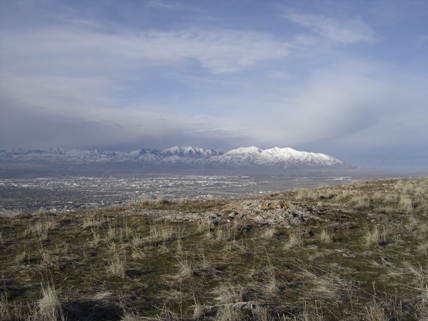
top-left (225, 146), bottom-right (262, 155)
top-left (163, 146), bottom-right (220, 157)
top-left (217, 146), bottom-right (342, 166)
top-left (0, 146), bottom-right (343, 168)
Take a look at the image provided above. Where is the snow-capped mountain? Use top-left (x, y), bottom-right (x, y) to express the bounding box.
top-left (0, 146), bottom-right (343, 168)
top-left (216, 146), bottom-right (341, 167)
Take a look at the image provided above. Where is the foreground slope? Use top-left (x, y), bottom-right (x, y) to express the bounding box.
top-left (1, 177), bottom-right (427, 320)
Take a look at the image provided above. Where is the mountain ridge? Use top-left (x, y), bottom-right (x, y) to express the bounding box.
top-left (0, 146), bottom-right (344, 169)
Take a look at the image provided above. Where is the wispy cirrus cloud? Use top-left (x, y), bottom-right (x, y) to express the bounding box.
top-left (0, 15), bottom-right (290, 150)
top-left (0, 28), bottom-right (289, 75)
top-left (148, 0), bottom-right (183, 10)
top-left (283, 11), bottom-right (375, 44)
top-left (225, 57), bottom-right (428, 158)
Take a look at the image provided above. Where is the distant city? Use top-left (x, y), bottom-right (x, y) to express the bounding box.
top-left (1, 146), bottom-right (423, 216)
top-left (1, 169), bottom-right (402, 216)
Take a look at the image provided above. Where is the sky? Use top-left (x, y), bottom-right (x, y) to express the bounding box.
top-left (0, 0), bottom-right (427, 169)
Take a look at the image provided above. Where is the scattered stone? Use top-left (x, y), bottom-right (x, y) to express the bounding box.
top-left (220, 200), bottom-right (323, 227)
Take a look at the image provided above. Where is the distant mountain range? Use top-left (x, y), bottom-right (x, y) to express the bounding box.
top-left (0, 146), bottom-right (344, 169)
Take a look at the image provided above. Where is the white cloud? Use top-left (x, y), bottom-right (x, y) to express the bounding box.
top-left (284, 11), bottom-right (375, 44)
top-left (0, 28), bottom-right (289, 75)
top-left (147, 0), bottom-right (182, 10)
top-left (0, 23), bottom-right (290, 149)
top-left (0, 70), bottom-right (248, 150)
top-left (232, 66), bottom-right (428, 158)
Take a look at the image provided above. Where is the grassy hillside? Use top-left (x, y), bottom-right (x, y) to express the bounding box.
top-left (1, 177), bottom-right (427, 320)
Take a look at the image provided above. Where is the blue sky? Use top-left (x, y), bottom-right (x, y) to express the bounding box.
top-left (0, 0), bottom-right (427, 168)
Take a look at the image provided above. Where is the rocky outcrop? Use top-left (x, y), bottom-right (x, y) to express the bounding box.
top-left (220, 200), bottom-right (323, 226)
top-left (127, 199), bottom-right (325, 228)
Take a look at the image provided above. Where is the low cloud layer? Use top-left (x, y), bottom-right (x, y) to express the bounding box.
top-left (0, 0), bottom-right (427, 169)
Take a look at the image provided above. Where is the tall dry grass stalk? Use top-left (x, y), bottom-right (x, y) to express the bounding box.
top-left (149, 222), bottom-right (176, 243)
top-left (296, 301), bottom-right (325, 321)
top-left (261, 226), bottom-right (279, 240)
top-left (319, 229), bottom-right (333, 244)
top-left (215, 226), bottom-right (234, 242)
top-left (140, 196), bottom-right (152, 206)
top-left (106, 222), bottom-right (121, 241)
top-left (175, 258), bottom-right (193, 281)
top-left (351, 195), bottom-right (371, 209)
top-left (91, 227), bottom-right (101, 246)
top-left (36, 283), bottom-right (65, 321)
top-left (178, 197), bottom-right (189, 205)
top-left (399, 195), bottom-right (414, 213)
top-left (27, 215), bottom-right (58, 239)
top-left (195, 251), bottom-right (211, 270)
top-left (363, 225), bottom-right (388, 247)
top-left (213, 284), bottom-right (244, 305)
top-left (215, 304), bottom-right (243, 321)
top-left (197, 218), bottom-right (214, 233)
top-left (131, 234), bottom-right (144, 248)
top-left (106, 254), bottom-right (126, 278)
top-left (15, 250), bottom-right (28, 265)
top-left (284, 230), bottom-right (303, 250)
top-left (364, 304), bottom-right (388, 321)
top-left (82, 213), bottom-right (107, 228)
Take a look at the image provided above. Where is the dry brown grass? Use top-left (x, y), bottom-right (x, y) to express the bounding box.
top-left (2, 177), bottom-right (428, 320)
top-left (26, 214), bottom-right (58, 240)
top-left (37, 283), bottom-right (65, 321)
top-left (106, 254), bottom-right (126, 278)
top-left (82, 212), bottom-right (107, 228)
top-left (284, 229), bottom-right (303, 250)
top-left (319, 229), bottom-right (333, 244)
top-left (363, 224), bottom-right (389, 247)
